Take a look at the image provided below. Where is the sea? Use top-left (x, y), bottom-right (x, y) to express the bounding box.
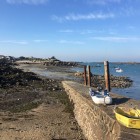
top-left (72, 62), bottom-right (140, 100)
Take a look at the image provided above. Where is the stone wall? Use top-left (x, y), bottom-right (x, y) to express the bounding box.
top-left (62, 81), bottom-right (120, 140)
top-left (62, 81), bottom-right (140, 140)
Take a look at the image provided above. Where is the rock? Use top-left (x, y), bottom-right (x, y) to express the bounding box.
top-left (74, 72), bottom-right (83, 76)
top-left (89, 74), bottom-right (132, 89)
top-left (43, 61), bottom-right (79, 67)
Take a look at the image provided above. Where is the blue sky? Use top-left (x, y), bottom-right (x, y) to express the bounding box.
top-left (0, 0), bottom-right (140, 62)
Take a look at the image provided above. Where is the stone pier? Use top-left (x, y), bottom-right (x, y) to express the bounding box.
top-left (62, 81), bottom-right (140, 140)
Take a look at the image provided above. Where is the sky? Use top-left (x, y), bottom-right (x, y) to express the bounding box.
top-left (0, 0), bottom-right (140, 62)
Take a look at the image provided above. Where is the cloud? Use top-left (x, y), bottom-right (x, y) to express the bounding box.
top-left (59, 40), bottom-right (85, 45)
top-left (52, 13), bottom-right (114, 22)
top-left (86, 0), bottom-right (121, 5)
top-left (58, 29), bottom-right (116, 35)
top-left (59, 30), bottom-right (74, 33)
top-left (0, 40), bottom-right (28, 45)
top-left (6, 0), bottom-right (49, 5)
top-left (80, 29), bottom-right (106, 35)
top-left (91, 36), bottom-right (140, 42)
top-left (0, 39), bottom-right (49, 45)
top-left (59, 29), bottom-right (101, 34)
top-left (80, 30), bottom-right (95, 35)
top-left (33, 39), bottom-right (48, 42)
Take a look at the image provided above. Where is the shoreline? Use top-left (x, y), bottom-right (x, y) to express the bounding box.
top-left (16, 63), bottom-right (133, 89)
top-left (16, 63), bottom-right (136, 101)
top-left (16, 63), bottom-right (83, 82)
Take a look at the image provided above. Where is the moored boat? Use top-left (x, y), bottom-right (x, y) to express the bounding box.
top-left (91, 95), bottom-right (112, 105)
top-left (115, 67), bottom-right (120, 70)
top-left (114, 107), bottom-right (140, 129)
top-left (116, 68), bottom-right (123, 73)
top-left (89, 89), bottom-right (112, 105)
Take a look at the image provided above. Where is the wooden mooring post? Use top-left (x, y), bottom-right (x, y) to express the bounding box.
top-left (104, 61), bottom-right (110, 92)
top-left (84, 65), bottom-right (87, 86)
top-left (87, 65), bottom-right (91, 87)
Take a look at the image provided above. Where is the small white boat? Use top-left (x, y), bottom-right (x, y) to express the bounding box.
top-left (115, 67), bottom-right (120, 70)
top-left (89, 89), bottom-right (112, 105)
top-left (91, 95), bottom-right (112, 105)
top-left (116, 68), bottom-right (123, 73)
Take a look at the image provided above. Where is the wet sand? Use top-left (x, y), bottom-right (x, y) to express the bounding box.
top-left (16, 63), bottom-right (83, 82)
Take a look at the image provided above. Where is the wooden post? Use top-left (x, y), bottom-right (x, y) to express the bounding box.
top-left (84, 65), bottom-right (87, 86)
top-left (104, 61), bottom-right (110, 92)
top-left (87, 65), bottom-right (91, 87)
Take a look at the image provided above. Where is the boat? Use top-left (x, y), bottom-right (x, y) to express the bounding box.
top-left (115, 67), bottom-right (120, 70)
top-left (114, 107), bottom-right (140, 129)
top-left (92, 95), bottom-right (112, 105)
top-left (95, 64), bottom-right (101, 67)
top-left (89, 89), bottom-right (112, 105)
top-left (116, 68), bottom-right (123, 73)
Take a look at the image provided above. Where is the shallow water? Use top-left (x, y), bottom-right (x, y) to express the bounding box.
top-left (26, 66), bottom-right (82, 82)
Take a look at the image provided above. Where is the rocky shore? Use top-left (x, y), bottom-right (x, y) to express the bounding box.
top-left (43, 61), bottom-right (79, 67)
top-left (16, 56), bottom-right (79, 67)
top-left (92, 74), bottom-right (132, 89)
top-left (74, 72), bottom-right (133, 89)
